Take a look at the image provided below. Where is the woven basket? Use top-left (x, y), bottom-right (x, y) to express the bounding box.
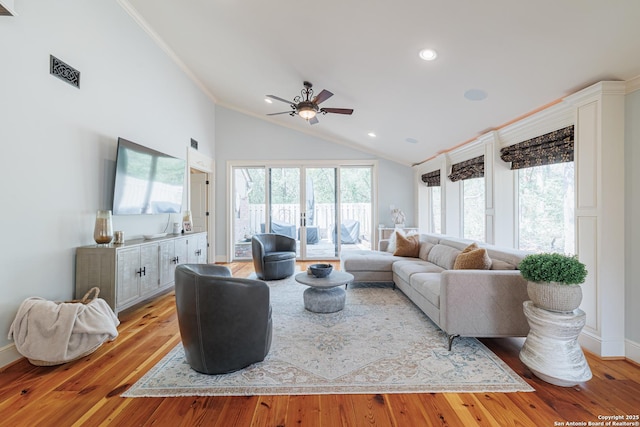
top-left (527, 281), bottom-right (582, 313)
top-left (28, 345), bottom-right (102, 367)
top-left (27, 287), bottom-right (104, 366)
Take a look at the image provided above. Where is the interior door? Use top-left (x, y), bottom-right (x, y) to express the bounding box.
top-left (190, 171), bottom-right (208, 233)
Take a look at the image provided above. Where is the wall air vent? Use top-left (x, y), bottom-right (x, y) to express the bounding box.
top-left (50, 55), bottom-right (80, 89)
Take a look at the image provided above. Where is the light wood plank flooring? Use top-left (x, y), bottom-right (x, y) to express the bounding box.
top-left (1, 261), bottom-right (639, 426)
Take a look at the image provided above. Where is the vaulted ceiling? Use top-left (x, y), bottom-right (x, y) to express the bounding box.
top-left (123, 0), bottom-right (640, 166)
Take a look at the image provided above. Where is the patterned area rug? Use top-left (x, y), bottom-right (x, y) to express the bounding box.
top-left (123, 278), bottom-right (533, 397)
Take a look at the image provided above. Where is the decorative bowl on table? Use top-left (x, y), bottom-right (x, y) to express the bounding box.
top-left (309, 263), bottom-right (333, 278)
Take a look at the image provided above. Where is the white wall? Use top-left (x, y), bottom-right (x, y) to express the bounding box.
top-left (625, 84), bottom-right (640, 348)
top-left (214, 106), bottom-right (415, 259)
top-left (0, 0), bottom-right (216, 360)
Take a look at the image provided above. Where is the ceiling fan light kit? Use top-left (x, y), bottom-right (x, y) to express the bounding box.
top-left (266, 81), bottom-right (353, 125)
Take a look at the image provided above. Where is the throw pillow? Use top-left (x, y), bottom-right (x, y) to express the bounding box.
top-left (453, 243), bottom-right (492, 270)
top-left (393, 232), bottom-right (420, 257)
top-left (386, 230), bottom-right (398, 253)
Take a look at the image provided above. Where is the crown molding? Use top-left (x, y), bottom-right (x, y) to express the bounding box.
top-left (494, 101), bottom-right (574, 149)
top-left (627, 75), bottom-right (640, 94)
top-left (564, 81), bottom-right (627, 107)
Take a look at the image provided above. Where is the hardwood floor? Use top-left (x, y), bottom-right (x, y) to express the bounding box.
top-left (1, 261), bottom-right (639, 427)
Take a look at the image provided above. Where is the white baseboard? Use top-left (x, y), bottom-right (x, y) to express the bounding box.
top-left (625, 338), bottom-right (640, 365)
top-left (0, 343), bottom-right (22, 369)
top-left (579, 330), bottom-right (626, 358)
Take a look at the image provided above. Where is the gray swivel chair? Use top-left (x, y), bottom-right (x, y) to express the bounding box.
top-left (251, 233), bottom-right (296, 281)
top-left (174, 264), bottom-right (272, 374)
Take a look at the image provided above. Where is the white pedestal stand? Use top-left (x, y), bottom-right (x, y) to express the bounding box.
top-left (519, 301), bottom-right (592, 387)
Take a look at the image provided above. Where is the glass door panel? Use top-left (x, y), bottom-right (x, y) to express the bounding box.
top-left (339, 167), bottom-right (373, 252)
top-left (232, 163), bottom-right (374, 261)
top-left (269, 167), bottom-right (301, 257)
top-left (306, 167), bottom-right (337, 259)
top-left (232, 167), bottom-right (265, 260)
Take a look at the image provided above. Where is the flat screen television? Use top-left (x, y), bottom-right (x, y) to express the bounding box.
top-left (112, 138), bottom-right (186, 215)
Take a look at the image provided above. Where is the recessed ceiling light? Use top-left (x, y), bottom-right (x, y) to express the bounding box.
top-left (368, 132), bottom-right (377, 137)
top-left (405, 137), bottom-right (418, 144)
top-left (464, 89), bottom-right (488, 101)
top-left (264, 98), bottom-right (273, 104)
top-left (419, 49), bottom-right (438, 61)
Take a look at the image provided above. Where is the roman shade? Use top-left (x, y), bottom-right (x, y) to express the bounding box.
top-left (499, 125), bottom-right (574, 170)
top-left (421, 170), bottom-right (441, 187)
top-left (448, 155), bottom-right (484, 182)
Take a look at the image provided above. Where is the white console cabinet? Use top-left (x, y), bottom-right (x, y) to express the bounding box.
top-left (75, 232), bottom-right (207, 314)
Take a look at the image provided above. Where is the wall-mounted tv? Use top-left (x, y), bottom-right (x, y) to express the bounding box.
top-left (112, 137), bottom-right (186, 215)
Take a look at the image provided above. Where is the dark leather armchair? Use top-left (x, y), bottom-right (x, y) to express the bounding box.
top-left (174, 264), bottom-right (272, 374)
top-left (251, 233), bottom-right (296, 281)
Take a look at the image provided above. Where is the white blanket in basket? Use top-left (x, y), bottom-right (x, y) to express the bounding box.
top-left (8, 297), bottom-right (120, 364)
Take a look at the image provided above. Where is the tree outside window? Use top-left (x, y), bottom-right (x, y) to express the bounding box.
top-left (518, 162), bottom-right (574, 253)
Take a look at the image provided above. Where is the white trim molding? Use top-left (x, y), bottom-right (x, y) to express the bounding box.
top-left (187, 148), bottom-right (216, 264)
top-left (625, 338), bottom-right (640, 365)
top-left (627, 75), bottom-right (640, 94)
top-left (0, 343), bottom-right (21, 369)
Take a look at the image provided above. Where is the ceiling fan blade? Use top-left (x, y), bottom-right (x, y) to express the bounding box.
top-left (312, 89), bottom-right (333, 105)
top-left (266, 95), bottom-right (295, 105)
top-left (309, 116), bottom-right (319, 125)
top-left (321, 108), bottom-right (354, 115)
top-left (266, 111), bottom-right (293, 116)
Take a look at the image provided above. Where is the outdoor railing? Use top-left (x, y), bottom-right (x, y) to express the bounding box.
top-left (245, 203), bottom-right (371, 241)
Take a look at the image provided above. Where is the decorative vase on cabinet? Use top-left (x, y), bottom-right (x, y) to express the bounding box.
top-left (94, 210), bottom-right (114, 245)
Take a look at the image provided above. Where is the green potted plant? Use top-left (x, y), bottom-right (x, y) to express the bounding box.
top-left (519, 253), bottom-right (588, 313)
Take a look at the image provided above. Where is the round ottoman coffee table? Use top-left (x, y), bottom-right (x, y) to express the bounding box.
top-left (294, 271), bottom-right (354, 313)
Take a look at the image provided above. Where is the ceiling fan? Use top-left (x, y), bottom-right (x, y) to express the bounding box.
top-left (266, 81), bottom-right (354, 125)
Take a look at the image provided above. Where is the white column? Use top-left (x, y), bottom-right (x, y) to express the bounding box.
top-left (566, 81), bottom-right (626, 357)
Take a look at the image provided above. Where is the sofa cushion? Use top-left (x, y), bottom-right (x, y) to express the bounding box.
top-left (393, 260), bottom-right (444, 283)
top-left (483, 246), bottom-right (530, 268)
top-left (409, 273), bottom-right (442, 308)
top-left (490, 259), bottom-right (516, 270)
top-left (426, 245), bottom-right (461, 270)
top-left (418, 240), bottom-right (435, 261)
top-left (453, 243), bottom-right (492, 270)
top-left (341, 250), bottom-right (399, 272)
top-left (393, 232), bottom-right (420, 257)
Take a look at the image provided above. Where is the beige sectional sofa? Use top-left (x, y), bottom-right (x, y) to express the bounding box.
top-left (340, 233), bottom-right (531, 349)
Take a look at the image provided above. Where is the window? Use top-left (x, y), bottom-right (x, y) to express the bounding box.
top-left (462, 177), bottom-right (485, 241)
top-left (518, 162), bottom-right (574, 253)
top-left (421, 169), bottom-right (441, 234)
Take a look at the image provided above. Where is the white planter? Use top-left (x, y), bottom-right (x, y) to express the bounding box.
top-left (527, 281), bottom-right (582, 313)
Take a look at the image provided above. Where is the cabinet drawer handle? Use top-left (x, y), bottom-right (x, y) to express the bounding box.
top-left (172, 256), bottom-right (179, 264)
top-left (195, 249), bottom-right (202, 256)
top-left (137, 267), bottom-right (146, 277)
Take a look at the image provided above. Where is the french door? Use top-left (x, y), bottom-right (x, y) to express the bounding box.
top-left (231, 162), bottom-right (374, 261)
